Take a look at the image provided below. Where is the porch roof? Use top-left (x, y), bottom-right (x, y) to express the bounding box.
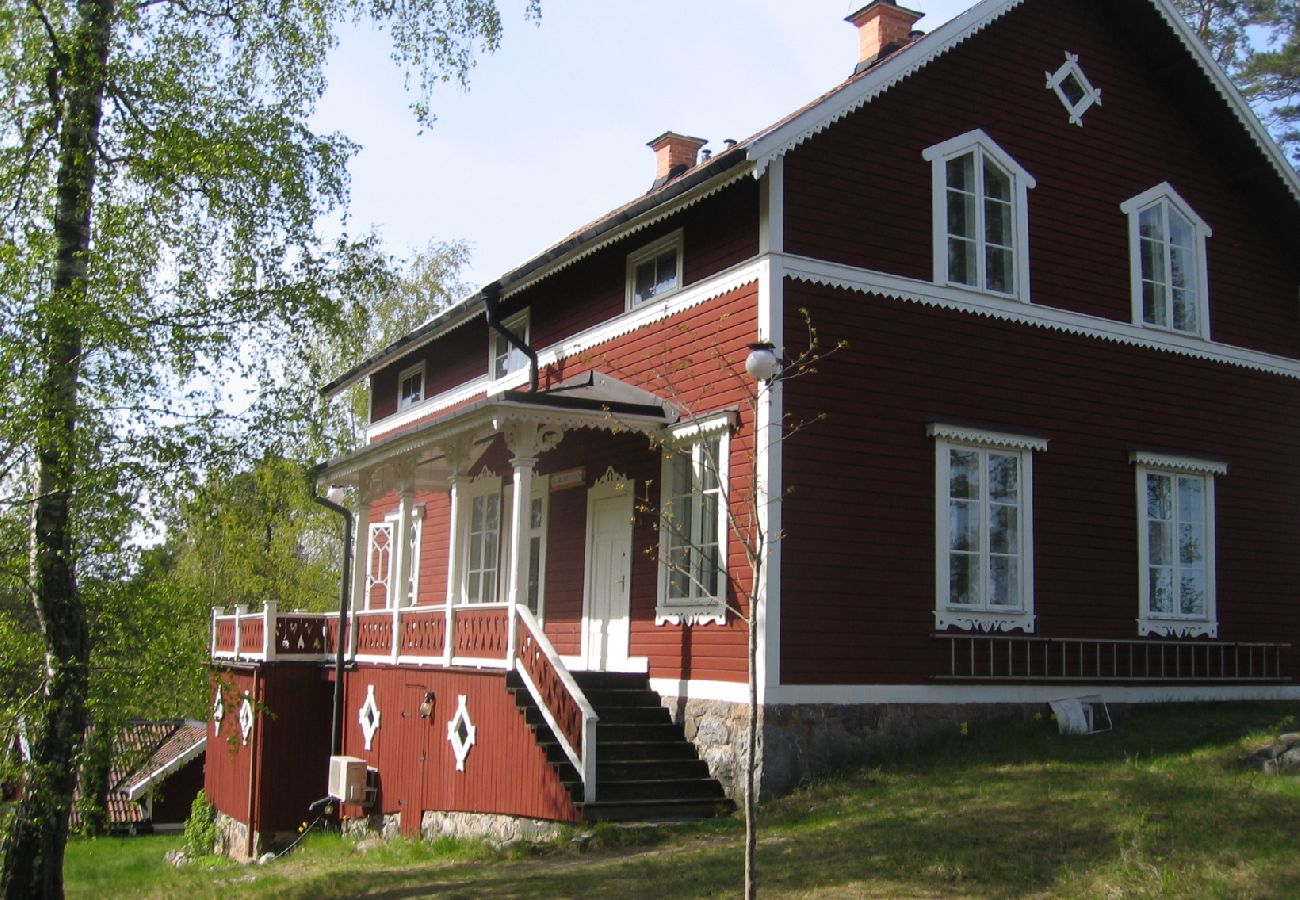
top-left (318, 371), bottom-right (676, 496)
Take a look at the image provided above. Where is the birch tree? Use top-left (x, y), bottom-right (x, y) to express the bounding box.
top-left (0, 0), bottom-right (536, 895)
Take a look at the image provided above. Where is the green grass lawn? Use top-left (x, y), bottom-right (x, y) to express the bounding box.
top-left (65, 701), bottom-right (1300, 898)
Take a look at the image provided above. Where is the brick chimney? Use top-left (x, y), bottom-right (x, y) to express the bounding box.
top-left (845, 1), bottom-right (924, 72)
top-left (647, 132), bottom-right (707, 187)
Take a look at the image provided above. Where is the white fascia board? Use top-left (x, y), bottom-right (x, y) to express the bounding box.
top-left (123, 737), bottom-right (207, 802)
top-left (744, 0), bottom-right (1300, 208)
top-left (781, 254), bottom-right (1300, 380)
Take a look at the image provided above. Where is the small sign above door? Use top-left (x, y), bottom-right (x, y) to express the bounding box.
top-left (550, 467), bottom-right (585, 491)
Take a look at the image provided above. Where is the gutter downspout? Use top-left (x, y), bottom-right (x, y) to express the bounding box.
top-left (310, 473), bottom-right (354, 758)
top-left (483, 281), bottom-right (539, 393)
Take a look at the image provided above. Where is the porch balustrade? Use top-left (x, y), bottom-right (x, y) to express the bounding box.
top-left (211, 598), bottom-right (600, 801)
top-left (934, 633), bottom-right (1291, 682)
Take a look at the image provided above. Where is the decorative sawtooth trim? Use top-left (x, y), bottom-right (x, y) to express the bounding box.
top-left (749, 0), bottom-right (1028, 176)
top-left (502, 167), bottom-right (754, 299)
top-left (655, 606), bottom-right (727, 627)
top-left (592, 466), bottom-right (631, 489)
top-left (926, 422), bottom-right (1048, 452)
top-left (1128, 450), bottom-right (1228, 477)
top-left (667, 410), bottom-right (739, 442)
top-left (1138, 618), bottom-right (1218, 639)
top-left (781, 254), bottom-right (1300, 380)
top-left (1146, 1), bottom-right (1300, 205)
top-left (935, 610), bottom-right (1035, 634)
top-left (366, 259), bottom-right (764, 443)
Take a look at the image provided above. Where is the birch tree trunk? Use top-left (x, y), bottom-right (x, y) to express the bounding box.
top-left (1, 0), bottom-right (113, 894)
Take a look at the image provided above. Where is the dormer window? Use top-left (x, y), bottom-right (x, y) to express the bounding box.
top-left (490, 310), bottom-right (530, 381)
top-left (1120, 184), bottom-right (1211, 338)
top-left (1045, 53), bottom-right (1101, 126)
top-left (627, 230), bottom-right (683, 310)
top-left (922, 131), bottom-right (1035, 301)
top-left (398, 362), bottom-right (424, 409)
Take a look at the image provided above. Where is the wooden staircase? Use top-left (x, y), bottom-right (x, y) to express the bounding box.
top-left (506, 670), bottom-right (734, 822)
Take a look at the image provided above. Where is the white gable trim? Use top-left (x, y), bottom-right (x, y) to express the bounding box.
top-left (744, 0), bottom-right (1300, 206)
top-left (746, 0), bottom-right (1029, 176)
top-left (781, 253), bottom-right (1300, 380)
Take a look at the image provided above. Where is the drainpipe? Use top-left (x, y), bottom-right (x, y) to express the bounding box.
top-left (310, 475), bottom-right (354, 758)
top-left (483, 281), bottom-right (539, 393)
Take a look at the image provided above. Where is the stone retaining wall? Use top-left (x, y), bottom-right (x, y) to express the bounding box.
top-left (663, 695), bottom-right (1041, 801)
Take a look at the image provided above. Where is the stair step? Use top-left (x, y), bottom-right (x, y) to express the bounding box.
top-left (583, 688), bottom-right (663, 708)
top-left (590, 706), bottom-right (672, 725)
top-left (597, 723), bottom-right (685, 743)
top-left (595, 741), bottom-right (699, 762)
top-left (599, 759), bottom-right (709, 781)
top-left (591, 778), bottom-right (726, 802)
top-left (571, 672), bottom-right (651, 691)
top-left (580, 797), bottom-right (735, 823)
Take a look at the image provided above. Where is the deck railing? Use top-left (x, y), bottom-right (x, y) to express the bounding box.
top-left (935, 633), bottom-right (1291, 682)
top-left (514, 607), bottom-right (599, 802)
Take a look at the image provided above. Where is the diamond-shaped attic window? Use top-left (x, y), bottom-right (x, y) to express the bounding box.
top-left (358, 685), bottom-right (381, 751)
top-left (1045, 52), bottom-right (1101, 126)
top-left (447, 694), bottom-right (477, 772)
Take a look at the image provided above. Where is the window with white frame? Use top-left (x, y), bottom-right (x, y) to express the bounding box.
top-left (365, 521), bottom-right (393, 610)
top-left (1045, 52), bottom-right (1101, 126)
top-left (929, 424), bottom-right (1046, 633)
top-left (922, 130), bottom-right (1036, 301)
top-left (1131, 451), bottom-right (1224, 638)
top-left (398, 362), bottom-right (424, 409)
top-left (490, 310), bottom-right (530, 382)
top-left (500, 476), bottom-right (550, 618)
top-left (657, 417), bottom-right (730, 624)
top-left (459, 474), bottom-right (503, 604)
top-left (1120, 184), bottom-right (1212, 338)
top-left (626, 230), bottom-right (683, 310)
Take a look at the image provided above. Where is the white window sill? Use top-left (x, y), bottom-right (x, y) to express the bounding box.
top-left (655, 604), bottom-right (726, 626)
top-left (1138, 618), bottom-right (1218, 639)
top-left (935, 609), bottom-right (1035, 634)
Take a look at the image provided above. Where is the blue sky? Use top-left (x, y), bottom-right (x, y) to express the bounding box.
top-left (313, 0), bottom-right (974, 290)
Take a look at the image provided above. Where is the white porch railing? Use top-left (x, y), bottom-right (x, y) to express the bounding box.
top-left (513, 607), bottom-right (599, 803)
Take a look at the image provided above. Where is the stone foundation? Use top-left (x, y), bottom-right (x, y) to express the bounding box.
top-left (341, 811), bottom-right (401, 841)
top-left (214, 811), bottom-right (296, 861)
top-left (420, 810), bottom-right (565, 844)
top-left (662, 695), bottom-right (1041, 801)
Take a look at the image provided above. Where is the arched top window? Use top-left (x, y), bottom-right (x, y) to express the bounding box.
top-left (922, 130), bottom-right (1036, 301)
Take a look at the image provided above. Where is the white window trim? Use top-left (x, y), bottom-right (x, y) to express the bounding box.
top-left (1120, 183), bottom-right (1213, 339)
top-left (656, 414), bottom-right (731, 626)
top-left (1130, 450), bottom-right (1224, 638)
top-left (928, 423), bottom-right (1045, 633)
top-left (921, 129), bottom-right (1036, 303)
top-left (488, 309), bottom-right (531, 392)
top-left (364, 521), bottom-right (394, 611)
top-left (1045, 52), bottom-right (1102, 126)
top-left (501, 474), bottom-right (550, 620)
top-left (455, 472), bottom-right (504, 605)
top-left (385, 506), bottom-right (424, 607)
top-left (626, 228), bottom-right (685, 311)
top-left (397, 361), bottom-right (425, 410)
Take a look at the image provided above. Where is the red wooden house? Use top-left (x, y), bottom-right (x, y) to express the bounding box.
top-left (207, 0), bottom-right (1300, 854)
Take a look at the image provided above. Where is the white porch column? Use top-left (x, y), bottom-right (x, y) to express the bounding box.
top-left (498, 420), bottom-right (563, 669)
top-left (442, 438), bottom-right (472, 666)
top-left (505, 453), bottom-right (536, 669)
top-left (390, 474), bottom-right (416, 663)
top-left (349, 491), bottom-right (371, 661)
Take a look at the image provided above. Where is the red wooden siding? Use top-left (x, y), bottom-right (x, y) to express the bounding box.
top-left (205, 670), bottom-right (253, 823)
top-left (783, 0), bottom-right (1300, 359)
top-left (152, 757), bottom-right (205, 826)
top-left (780, 280), bottom-right (1300, 685)
top-left (338, 666), bottom-right (580, 832)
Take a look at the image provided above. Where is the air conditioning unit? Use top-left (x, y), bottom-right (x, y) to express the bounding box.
top-left (328, 756), bottom-right (373, 804)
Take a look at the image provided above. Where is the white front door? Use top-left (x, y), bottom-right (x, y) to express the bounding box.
top-left (582, 479), bottom-right (633, 671)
